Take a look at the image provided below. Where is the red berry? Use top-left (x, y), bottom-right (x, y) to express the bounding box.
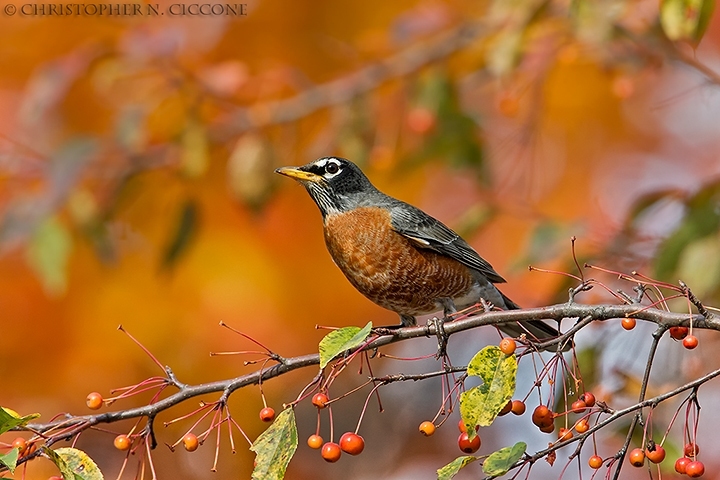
top-left (645, 445), bottom-right (665, 464)
top-left (511, 400), bottom-right (526, 416)
top-left (532, 405), bottom-right (554, 428)
top-left (580, 392), bottom-right (596, 407)
top-left (114, 434), bottom-right (131, 451)
top-left (259, 407), bottom-right (275, 422)
top-left (686, 460), bottom-right (705, 478)
top-left (588, 455), bottom-right (603, 469)
top-left (11, 437), bottom-right (27, 455)
top-left (670, 326), bottom-right (689, 340)
top-left (558, 427), bottom-right (573, 441)
top-left (498, 400), bottom-right (512, 416)
top-left (86, 392), bottom-right (103, 410)
top-left (499, 338), bottom-right (517, 355)
top-left (339, 432), bottom-right (364, 455)
top-left (307, 434), bottom-right (323, 449)
top-left (676, 456), bottom-right (691, 474)
top-left (419, 421), bottom-right (436, 436)
top-left (575, 419), bottom-right (589, 433)
top-left (684, 442), bottom-right (700, 457)
top-left (312, 393), bottom-right (329, 409)
top-left (49, 477), bottom-right (63, 480)
top-left (629, 448), bottom-right (645, 467)
top-left (183, 433), bottom-right (199, 452)
top-left (683, 335), bottom-right (699, 350)
top-left (458, 420), bottom-right (478, 433)
top-left (321, 442), bottom-right (341, 462)
top-left (570, 400), bottom-right (587, 413)
top-left (458, 432), bottom-right (481, 454)
top-left (622, 318), bottom-right (636, 330)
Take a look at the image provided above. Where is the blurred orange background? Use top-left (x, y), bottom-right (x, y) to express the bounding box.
top-left (2, 0), bottom-right (720, 478)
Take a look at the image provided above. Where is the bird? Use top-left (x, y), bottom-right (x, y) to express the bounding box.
top-left (275, 157), bottom-right (563, 350)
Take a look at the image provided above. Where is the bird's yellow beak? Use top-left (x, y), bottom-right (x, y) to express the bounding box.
top-left (274, 166), bottom-right (323, 183)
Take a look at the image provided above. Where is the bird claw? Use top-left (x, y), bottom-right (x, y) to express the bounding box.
top-left (431, 316), bottom-right (449, 359)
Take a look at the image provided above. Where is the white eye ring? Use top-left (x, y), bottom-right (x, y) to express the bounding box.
top-left (316, 158), bottom-right (343, 178)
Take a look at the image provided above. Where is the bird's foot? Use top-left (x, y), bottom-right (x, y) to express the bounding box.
top-left (430, 316), bottom-right (449, 359)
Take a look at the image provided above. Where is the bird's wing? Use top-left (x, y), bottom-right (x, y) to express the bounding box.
top-left (389, 202), bottom-right (506, 284)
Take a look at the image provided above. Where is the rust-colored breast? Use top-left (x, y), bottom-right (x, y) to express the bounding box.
top-left (323, 206), bottom-right (475, 316)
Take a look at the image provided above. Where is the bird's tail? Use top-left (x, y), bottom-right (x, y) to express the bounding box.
top-left (498, 291), bottom-right (570, 352)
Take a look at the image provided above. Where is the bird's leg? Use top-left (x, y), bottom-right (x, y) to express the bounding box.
top-left (432, 299), bottom-right (456, 358)
top-left (372, 314), bottom-right (416, 336)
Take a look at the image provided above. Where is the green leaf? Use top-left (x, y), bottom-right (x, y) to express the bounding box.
top-left (250, 408), bottom-right (298, 480)
top-left (0, 448), bottom-right (19, 474)
top-left (44, 447), bottom-right (104, 480)
top-left (161, 199), bottom-right (199, 269)
top-left (661, 0), bottom-right (716, 43)
top-left (483, 442), bottom-right (527, 477)
top-left (677, 234), bottom-right (720, 298)
top-left (318, 322), bottom-right (372, 369)
top-left (437, 456), bottom-right (478, 480)
top-left (460, 346), bottom-right (517, 435)
top-left (25, 216), bottom-right (72, 296)
top-left (0, 407), bottom-right (40, 435)
top-left (180, 117), bottom-right (209, 177)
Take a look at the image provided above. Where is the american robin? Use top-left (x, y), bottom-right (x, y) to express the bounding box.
top-left (275, 157), bottom-right (562, 348)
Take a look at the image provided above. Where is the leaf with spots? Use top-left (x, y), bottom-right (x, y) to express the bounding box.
top-left (43, 447), bottom-right (104, 480)
top-left (318, 322), bottom-right (372, 368)
top-left (483, 442), bottom-right (527, 477)
top-left (437, 455), bottom-right (478, 480)
top-left (459, 346), bottom-right (516, 436)
top-left (250, 408), bottom-right (298, 480)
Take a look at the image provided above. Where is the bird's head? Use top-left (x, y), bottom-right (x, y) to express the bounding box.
top-left (275, 157), bottom-right (378, 217)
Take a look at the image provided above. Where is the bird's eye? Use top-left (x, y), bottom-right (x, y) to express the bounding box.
top-left (325, 162), bottom-right (340, 175)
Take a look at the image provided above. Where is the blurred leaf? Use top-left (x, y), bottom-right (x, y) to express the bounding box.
top-left (0, 448), bottom-right (19, 473)
top-left (318, 322), bottom-right (372, 369)
top-left (661, 0), bottom-right (716, 43)
top-left (626, 189), bottom-right (684, 227)
top-left (655, 182), bottom-right (720, 279)
top-left (161, 200), bottom-right (199, 270)
top-left (410, 71), bottom-right (484, 176)
top-left (677, 234), bottom-right (720, 298)
top-left (437, 455), bottom-right (478, 480)
top-left (44, 447), bottom-right (104, 480)
top-left (460, 346), bottom-right (517, 435)
top-left (228, 134), bottom-right (274, 209)
top-left (26, 217), bottom-right (72, 296)
top-left (180, 117), bottom-right (209, 177)
top-left (483, 442), bottom-right (527, 477)
top-left (115, 107), bottom-right (148, 153)
top-left (250, 408), bottom-right (298, 480)
top-left (487, 29), bottom-right (523, 77)
top-left (0, 407), bottom-right (40, 435)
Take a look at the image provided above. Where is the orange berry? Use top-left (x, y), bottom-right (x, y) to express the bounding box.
top-left (588, 454), bottom-right (603, 469)
top-left (684, 442), bottom-right (700, 457)
top-left (575, 419), bottom-right (589, 433)
top-left (539, 423), bottom-right (555, 434)
top-left (312, 393), bottom-right (329, 409)
top-left (321, 442), bottom-right (341, 462)
top-left (558, 427), bottom-right (572, 441)
top-left (307, 434), bottom-right (323, 449)
top-left (621, 318), bottom-right (636, 330)
top-left (419, 421), bottom-right (436, 436)
top-left (259, 407), bottom-right (275, 422)
top-left (497, 92), bottom-right (520, 118)
top-left (670, 326), bottom-right (689, 340)
top-left (11, 437), bottom-right (27, 455)
top-left (686, 460), bottom-right (705, 478)
top-left (683, 335), bottom-right (699, 350)
top-left (339, 432), bottom-right (364, 455)
top-left (511, 400), bottom-right (526, 416)
top-left (570, 400), bottom-right (587, 413)
top-left (580, 392), bottom-right (596, 407)
top-left (86, 392), bottom-right (103, 410)
top-left (114, 434), bottom-right (131, 451)
top-left (532, 405), bottom-right (554, 428)
top-left (629, 448), bottom-right (645, 467)
top-left (499, 338), bottom-right (517, 355)
top-left (498, 400), bottom-right (512, 416)
top-left (183, 433), bottom-right (199, 452)
top-left (675, 457), bottom-right (691, 474)
top-left (646, 444), bottom-right (666, 464)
